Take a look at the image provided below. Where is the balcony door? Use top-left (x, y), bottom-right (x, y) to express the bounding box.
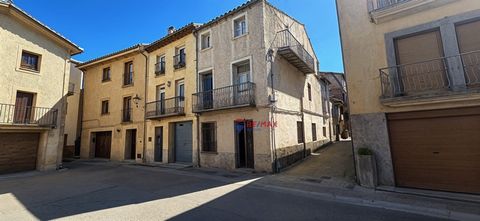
top-left (14, 92), bottom-right (34, 124)
top-left (394, 30), bottom-right (447, 95)
top-left (156, 86), bottom-right (165, 115)
top-left (232, 60), bottom-right (250, 105)
top-left (201, 73), bottom-right (213, 109)
top-left (176, 80), bottom-right (185, 111)
top-left (123, 97), bottom-right (132, 122)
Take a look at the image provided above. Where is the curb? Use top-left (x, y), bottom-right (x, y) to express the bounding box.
top-left (253, 183), bottom-right (479, 221)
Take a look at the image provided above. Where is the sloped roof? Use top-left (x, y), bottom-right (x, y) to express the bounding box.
top-left (77, 44), bottom-right (146, 69)
top-left (1, 2), bottom-right (83, 55)
top-left (145, 23), bottom-right (200, 52)
top-left (196, 0), bottom-right (262, 31)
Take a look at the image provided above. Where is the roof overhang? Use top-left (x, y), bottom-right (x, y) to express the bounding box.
top-left (77, 44), bottom-right (145, 70)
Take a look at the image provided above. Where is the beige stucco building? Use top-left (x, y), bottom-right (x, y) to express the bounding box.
top-left (194, 0), bottom-right (331, 172)
top-left (0, 0), bottom-right (82, 174)
top-left (78, 45), bottom-right (146, 162)
top-left (337, 0), bottom-right (480, 193)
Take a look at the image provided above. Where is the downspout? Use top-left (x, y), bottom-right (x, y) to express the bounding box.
top-left (194, 31), bottom-right (201, 168)
top-left (301, 91), bottom-right (306, 158)
top-left (57, 56), bottom-right (69, 169)
top-left (140, 46), bottom-right (148, 164)
top-left (267, 49), bottom-right (278, 173)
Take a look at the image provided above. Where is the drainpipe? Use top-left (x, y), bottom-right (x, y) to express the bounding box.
top-left (194, 31), bottom-right (201, 168)
top-left (267, 49), bottom-right (278, 173)
top-left (57, 56), bottom-right (69, 170)
top-left (301, 93), bottom-right (306, 159)
top-left (140, 46), bottom-right (148, 164)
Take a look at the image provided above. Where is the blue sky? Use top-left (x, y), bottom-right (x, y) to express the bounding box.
top-left (14, 0), bottom-right (343, 72)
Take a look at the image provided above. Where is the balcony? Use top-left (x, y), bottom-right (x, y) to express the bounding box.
top-left (145, 96), bottom-right (185, 119)
top-left (368, 0), bottom-right (411, 11)
top-left (379, 50), bottom-right (480, 101)
top-left (121, 108), bottom-right (132, 123)
top-left (0, 103), bottom-right (58, 127)
top-left (275, 30), bottom-right (315, 74)
top-left (173, 53), bottom-right (186, 69)
top-left (368, 0), bottom-right (455, 24)
top-left (192, 82), bottom-right (255, 113)
top-left (155, 61), bottom-right (165, 75)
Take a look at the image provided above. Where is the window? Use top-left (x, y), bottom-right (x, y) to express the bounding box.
top-left (321, 81), bottom-right (329, 115)
top-left (394, 30), bottom-right (445, 93)
top-left (174, 47), bottom-right (186, 69)
top-left (101, 100), bottom-right (109, 115)
top-left (307, 83), bottom-right (312, 101)
top-left (122, 96), bottom-right (132, 122)
top-left (20, 51), bottom-right (40, 71)
top-left (201, 32), bottom-right (211, 50)
top-left (124, 61), bottom-right (133, 85)
top-left (102, 67), bottom-right (111, 82)
top-left (323, 126), bottom-right (327, 137)
top-left (155, 56), bottom-right (165, 75)
top-left (201, 122), bottom-right (217, 152)
top-left (312, 123), bottom-right (317, 141)
top-left (456, 20), bottom-right (480, 84)
top-left (233, 15), bottom-right (247, 37)
top-left (297, 121), bottom-right (304, 143)
top-left (176, 80), bottom-right (185, 107)
top-left (233, 60), bottom-right (250, 85)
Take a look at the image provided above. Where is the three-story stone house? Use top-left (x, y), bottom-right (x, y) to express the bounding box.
top-left (337, 0), bottom-right (480, 193)
top-left (194, 0), bottom-right (331, 172)
top-left (144, 24), bottom-right (199, 165)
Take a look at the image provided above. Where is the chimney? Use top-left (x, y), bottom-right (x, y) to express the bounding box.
top-left (168, 26), bottom-right (176, 35)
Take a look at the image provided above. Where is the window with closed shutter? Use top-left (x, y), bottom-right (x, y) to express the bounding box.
top-left (456, 20), bottom-right (480, 87)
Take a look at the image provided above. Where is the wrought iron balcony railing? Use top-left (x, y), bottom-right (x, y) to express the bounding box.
top-left (275, 29), bottom-right (315, 74)
top-left (192, 82), bottom-right (255, 113)
top-left (173, 53), bottom-right (186, 69)
top-left (155, 61), bottom-right (165, 75)
top-left (368, 0), bottom-right (411, 12)
top-left (0, 103), bottom-right (58, 127)
top-left (379, 50), bottom-right (480, 99)
top-left (121, 108), bottom-right (132, 122)
top-left (145, 96), bottom-right (185, 119)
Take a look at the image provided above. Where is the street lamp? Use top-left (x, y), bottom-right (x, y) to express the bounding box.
top-left (133, 94), bottom-right (142, 108)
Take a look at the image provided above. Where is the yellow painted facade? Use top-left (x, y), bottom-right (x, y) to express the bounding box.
top-left (79, 45), bottom-right (146, 162)
top-left (144, 32), bottom-right (198, 165)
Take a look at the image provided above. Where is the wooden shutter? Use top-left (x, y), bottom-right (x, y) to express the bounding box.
top-left (456, 20), bottom-right (480, 53)
top-left (394, 30), bottom-right (447, 94)
top-left (395, 30), bottom-right (444, 65)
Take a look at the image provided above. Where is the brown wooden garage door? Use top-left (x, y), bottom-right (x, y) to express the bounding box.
top-left (0, 133), bottom-right (40, 174)
top-left (387, 107), bottom-right (480, 194)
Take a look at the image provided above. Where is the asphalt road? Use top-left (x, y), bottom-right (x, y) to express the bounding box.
top-left (0, 161), bottom-right (450, 221)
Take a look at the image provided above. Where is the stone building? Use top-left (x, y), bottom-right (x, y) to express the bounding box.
top-left (194, 0), bottom-right (331, 172)
top-left (337, 0), bottom-right (480, 193)
top-left (0, 0), bottom-right (82, 173)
